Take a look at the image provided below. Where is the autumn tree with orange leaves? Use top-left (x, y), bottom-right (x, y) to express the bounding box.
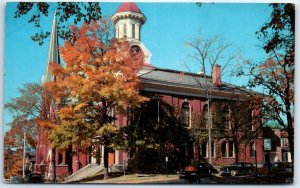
top-left (42, 19), bottom-right (145, 179)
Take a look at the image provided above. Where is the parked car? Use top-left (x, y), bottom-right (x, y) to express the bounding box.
top-left (10, 176), bottom-right (25, 183)
top-left (179, 162), bottom-right (219, 183)
top-left (269, 162), bottom-right (293, 183)
top-left (220, 162), bottom-right (254, 176)
top-left (179, 165), bottom-right (200, 183)
top-left (25, 173), bottom-right (44, 183)
top-left (197, 162), bottom-right (219, 176)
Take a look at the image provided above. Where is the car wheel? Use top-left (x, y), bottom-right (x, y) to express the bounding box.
top-left (230, 170), bottom-right (237, 176)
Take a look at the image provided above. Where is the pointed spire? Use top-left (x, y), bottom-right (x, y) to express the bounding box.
top-left (42, 10), bottom-right (60, 84)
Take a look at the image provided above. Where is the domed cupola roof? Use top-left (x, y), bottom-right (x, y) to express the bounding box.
top-left (111, 2), bottom-right (146, 24)
top-left (116, 2), bottom-right (141, 14)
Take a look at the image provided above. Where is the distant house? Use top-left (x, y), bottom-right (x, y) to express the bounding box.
top-left (35, 2), bottom-right (265, 178)
top-left (263, 128), bottom-right (292, 163)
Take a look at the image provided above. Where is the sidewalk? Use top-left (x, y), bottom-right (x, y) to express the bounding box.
top-left (84, 174), bottom-right (180, 184)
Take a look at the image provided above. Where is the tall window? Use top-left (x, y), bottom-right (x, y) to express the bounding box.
top-left (201, 141), bottom-right (207, 158)
top-left (281, 138), bottom-right (289, 147)
top-left (201, 141), bottom-right (215, 158)
top-left (250, 142), bottom-right (256, 158)
top-left (139, 26), bottom-right (141, 40)
top-left (123, 24), bottom-right (127, 38)
top-left (223, 106), bottom-right (230, 129)
top-left (228, 141), bottom-right (234, 157)
top-left (202, 105), bottom-right (209, 128)
top-left (222, 141), bottom-right (227, 157)
top-left (211, 141), bottom-right (215, 158)
top-left (222, 141), bottom-right (235, 158)
top-left (181, 101), bottom-right (190, 127)
top-left (132, 24), bottom-right (135, 38)
top-left (58, 152), bottom-right (63, 164)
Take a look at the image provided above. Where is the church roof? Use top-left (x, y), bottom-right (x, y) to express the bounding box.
top-left (139, 67), bottom-right (262, 100)
top-left (116, 2), bottom-right (142, 14)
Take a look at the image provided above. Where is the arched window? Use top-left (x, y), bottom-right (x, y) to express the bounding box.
top-left (123, 24), bottom-right (127, 38)
top-left (181, 101), bottom-right (190, 127)
top-left (132, 24), bottom-right (135, 38)
top-left (223, 106), bottom-right (230, 129)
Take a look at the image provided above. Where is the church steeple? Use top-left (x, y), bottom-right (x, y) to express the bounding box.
top-left (42, 11), bottom-right (60, 84)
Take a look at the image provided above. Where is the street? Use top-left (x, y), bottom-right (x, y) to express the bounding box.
top-left (148, 174), bottom-right (293, 184)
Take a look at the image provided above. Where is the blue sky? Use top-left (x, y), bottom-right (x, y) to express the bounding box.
top-left (4, 2), bottom-right (272, 131)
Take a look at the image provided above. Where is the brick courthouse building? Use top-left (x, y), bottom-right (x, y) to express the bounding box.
top-left (35, 3), bottom-right (264, 179)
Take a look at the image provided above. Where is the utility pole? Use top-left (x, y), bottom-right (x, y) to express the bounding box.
top-left (207, 98), bottom-right (212, 165)
top-left (22, 132), bottom-right (26, 178)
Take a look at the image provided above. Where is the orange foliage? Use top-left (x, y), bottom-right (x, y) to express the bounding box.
top-left (41, 19), bottom-right (147, 150)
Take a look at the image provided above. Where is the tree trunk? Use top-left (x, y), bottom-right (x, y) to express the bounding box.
top-left (103, 146), bottom-right (109, 180)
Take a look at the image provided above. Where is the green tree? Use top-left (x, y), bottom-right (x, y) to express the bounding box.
top-left (237, 3), bottom-right (294, 163)
top-left (125, 99), bottom-right (190, 173)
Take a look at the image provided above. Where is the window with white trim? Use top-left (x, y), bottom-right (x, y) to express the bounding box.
top-left (181, 100), bottom-right (190, 127)
top-left (202, 141), bottom-right (215, 158)
top-left (281, 138), bottom-right (289, 147)
top-left (221, 140), bottom-right (235, 158)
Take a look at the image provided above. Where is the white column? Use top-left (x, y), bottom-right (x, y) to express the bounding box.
top-left (119, 24), bottom-right (123, 39)
top-left (91, 146), bottom-right (97, 164)
top-left (101, 145), bottom-right (104, 164)
top-left (127, 23), bottom-right (131, 39)
top-left (115, 26), bottom-right (119, 39)
top-left (115, 150), bottom-right (119, 165)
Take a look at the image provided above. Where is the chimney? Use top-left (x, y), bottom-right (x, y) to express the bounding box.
top-left (212, 64), bottom-right (221, 87)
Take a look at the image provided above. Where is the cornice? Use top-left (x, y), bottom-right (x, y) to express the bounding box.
top-left (111, 11), bottom-right (146, 24)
